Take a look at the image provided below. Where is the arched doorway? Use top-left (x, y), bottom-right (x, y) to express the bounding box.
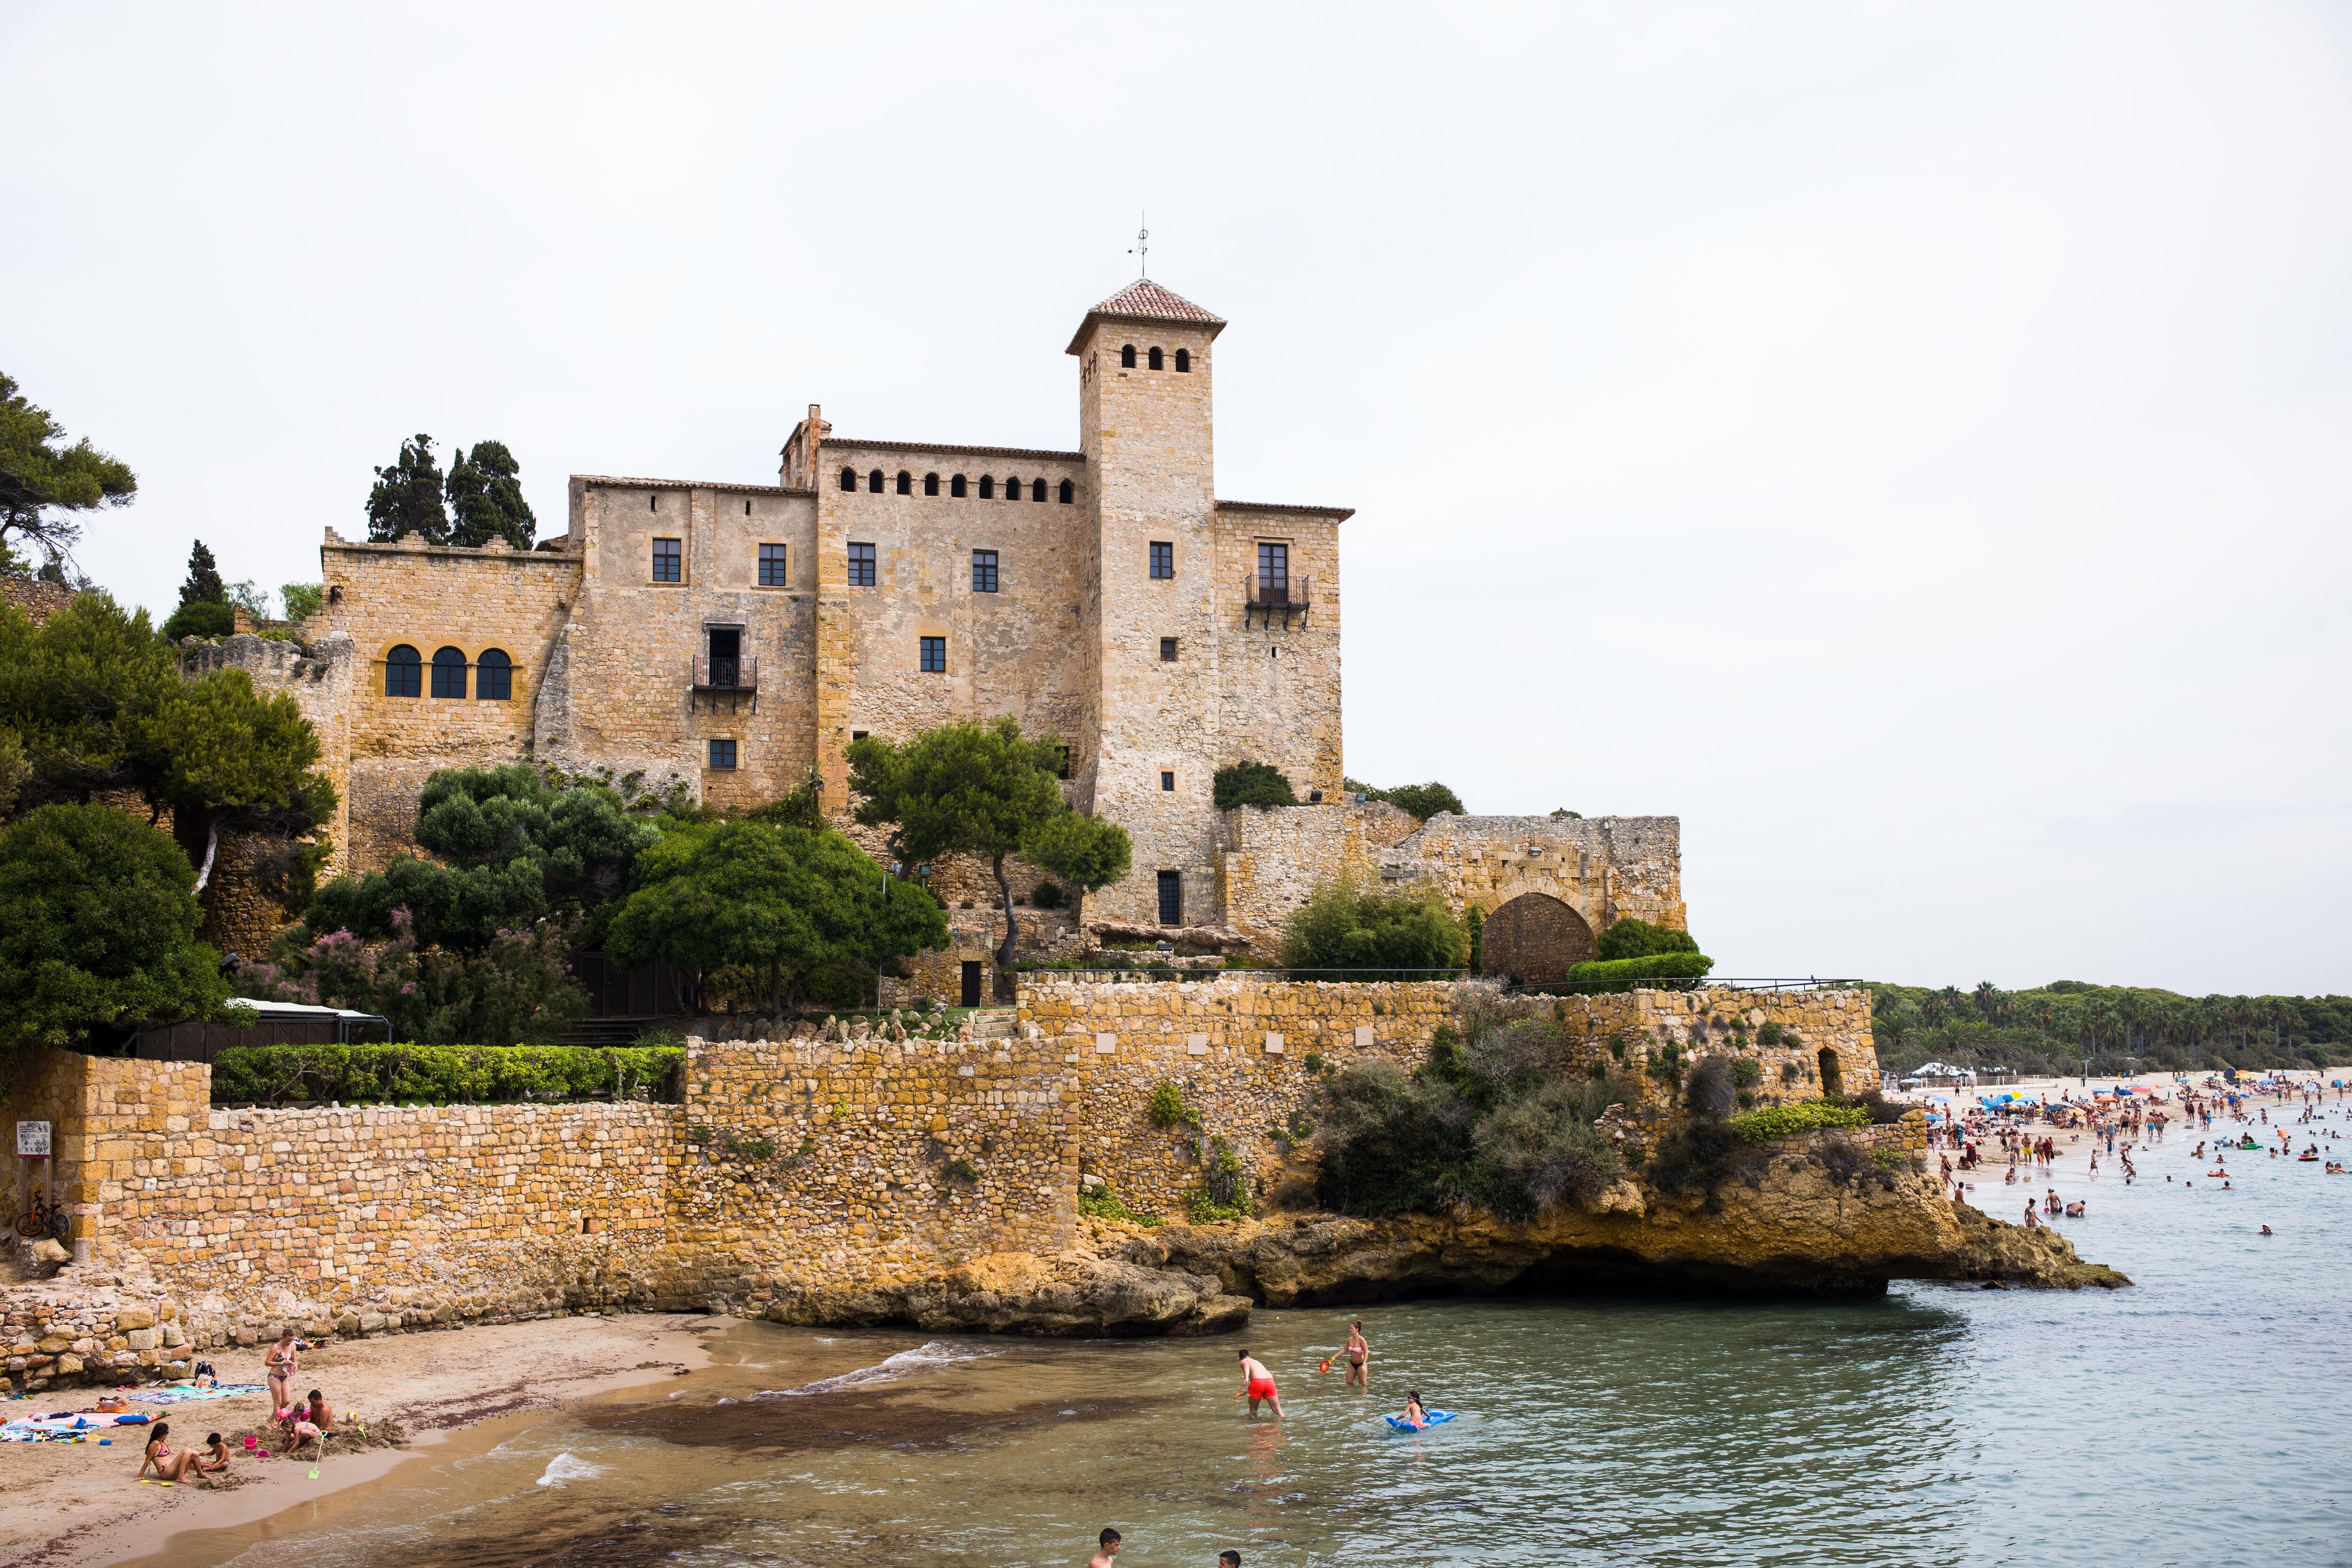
top-left (1818, 1047), bottom-right (1844, 1100)
top-left (1480, 893), bottom-right (1596, 984)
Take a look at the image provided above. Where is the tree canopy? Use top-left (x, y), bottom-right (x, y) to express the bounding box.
top-left (0, 802), bottom-right (235, 1055)
top-left (0, 371), bottom-right (137, 575)
top-left (178, 540), bottom-right (225, 607)
top-left (605, 819), bottom-right (947, 1012)
top-left (444, 440), bottom-right (536, 549)
top-left (366, 433), bottom-right (449, 544)
top-left (301, 764), bottom-right (656, 953)
top-left (1596, 916), bottom-right (1701, 963)
top-left (0, 595), bottom-right (337, 895)
top-left (848, 717), bottom-right (1131, 966)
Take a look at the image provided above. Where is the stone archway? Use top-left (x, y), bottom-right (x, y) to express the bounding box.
top-left (1480, 892), bottom-right (1597, 983)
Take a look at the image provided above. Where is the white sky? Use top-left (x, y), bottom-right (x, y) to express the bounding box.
top-left (6, 3), bottom-right (2349, 996)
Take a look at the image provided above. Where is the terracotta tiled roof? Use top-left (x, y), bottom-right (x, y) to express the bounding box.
top-left (1067, 279), bottom-right (1227, 353)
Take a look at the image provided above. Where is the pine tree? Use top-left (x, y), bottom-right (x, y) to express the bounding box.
top-left (444, 440), bottom-right (536, 549)
top-left (178, 540), bottom-right (225, 605)
top-left (365, 434), bottom-right (449, 544)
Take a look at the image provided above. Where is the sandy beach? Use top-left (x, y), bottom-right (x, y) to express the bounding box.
top-left (0, 1312), bottom-right (728, 1568)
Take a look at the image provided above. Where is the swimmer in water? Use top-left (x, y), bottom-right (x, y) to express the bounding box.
top-left (2259, 1224), bottom-right (2273, 1235)
top-left (1401, 1390), bottom-right (1430, 1429)
top-left (1090, 1528), bottom-right (1122, 1568)
top-left (1343, 1320), bottom-right (1370, 1389)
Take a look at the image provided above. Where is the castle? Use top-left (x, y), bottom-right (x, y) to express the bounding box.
top-left (192, 279), bottom-right (1685, 979)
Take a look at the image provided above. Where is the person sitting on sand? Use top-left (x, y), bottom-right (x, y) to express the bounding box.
top-left (138, 1422), bottom-right (208, 1485)
top-left (1400, 1390), bottom-right (1430, 1429)
top-left (197, 1433), bottom-right (230, 1475)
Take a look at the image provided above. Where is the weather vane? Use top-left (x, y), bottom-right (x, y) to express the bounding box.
top-left (1129, 213), bottom-right (1148, 278)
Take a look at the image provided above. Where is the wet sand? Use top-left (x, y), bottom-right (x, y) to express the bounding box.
top-left (0, 1312), bottom-right (727, 1568)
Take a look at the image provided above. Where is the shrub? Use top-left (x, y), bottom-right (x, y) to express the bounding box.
top-left (1730, 1057), bottom-right (1762, 1088)
top-left (1279, 882), bottom-right (1465, 976)
top-left (1756, 1022), bottom-right (1784, 1046)
top-left (1727, 1099), bottom-right (1870, 1142)
top-left (211, 1043), bottom-right (683, 1106)
top-left (1187, 1135), bottom-right (1254, 1222)
top-left (1030, 879), bottom-right (1065, 909)
top-left (1212, 760), bottom-right (1299, 811)
top-left (1846, 1088), bottom-right (1913, 1125)
top-left (1684, 1056), bottom-right (1738, 1120)
top-left (1148, 1081), bottom-right (1203, 1132)
top-left (159, 600), bottom-right (234, 642)
top-left (1646, 1044), bottom-right (1684, 1085)
top-left (1595, 917), bottom-right (1701, 963)
top-left (1378, 782), bottom-right (1464, 822)
top-left (1471, 1080), bottom-right (1623, 1211)
top-left (1078, 1182), bottom-right (1160, 1225)
top-left (945, 1158), bottom-right (980, 1185)
top-left (1564, 952), bottom-right (1715, 993)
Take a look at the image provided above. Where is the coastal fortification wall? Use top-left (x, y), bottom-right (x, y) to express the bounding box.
top-left (0, 980), bottom-right (1875, 1390)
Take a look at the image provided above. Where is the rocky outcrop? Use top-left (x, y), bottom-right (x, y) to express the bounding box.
top-left (756, 1250), bottom-right (1253, 1337)
top-left (749, 1162), bottom-right (2125, 1338)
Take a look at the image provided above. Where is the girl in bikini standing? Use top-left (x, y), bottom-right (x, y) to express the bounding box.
top-left (265, 1329), bottom-right (300, 1414)
top-left (1343, 1321), bottom-right (1370, 1389)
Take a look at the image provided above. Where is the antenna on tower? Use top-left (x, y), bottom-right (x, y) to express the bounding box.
top-left (1129, 212), bottom-right (1148, 279)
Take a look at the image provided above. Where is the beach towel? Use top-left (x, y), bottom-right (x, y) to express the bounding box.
top-left (132, 1383), bottom-right (267, 1405)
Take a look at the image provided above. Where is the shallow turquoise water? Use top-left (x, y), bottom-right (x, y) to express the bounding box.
top-left (128, 1092), bottom-right (2352, 1567)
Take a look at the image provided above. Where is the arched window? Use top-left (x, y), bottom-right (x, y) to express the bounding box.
top-left (384, 644), bottom-right (421, 698)
top-left (840, 467), bottom-right (857, 491)
top-left (923, 472), bottom-right (939, 496)
top-left (868, 469), bottom-right (884, 493)
top-left (430, 645), bottom-right (468, 700)
top-left (978, 475), bottom-right (994, 500)
top-left (951, 474), bottom-right (968, 497)
top-left (1031, 478), bottom-right (1047, 502)
top-left (1058, 478), bottom-right (1074, 504)
top-left (1175, 348), bottom-right (1191, 373)
top-left (477, 647), bottom-right (513, 701)
top-left (1120, 344), bottom-right (1137, 368)
top-left (895, 470), bottom-right (911, 495)
top-left (1148, 346), bottom-right (1164, 370)
top-left (1004, 475), bottom-right (1020, 500)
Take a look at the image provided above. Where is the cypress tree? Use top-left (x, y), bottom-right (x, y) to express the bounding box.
top-left (365, 434), bottom-right (449, 544)
top-left (178, 540), bottom-right (225, 606)
top-left (444, 440), bottom-right (536, 549)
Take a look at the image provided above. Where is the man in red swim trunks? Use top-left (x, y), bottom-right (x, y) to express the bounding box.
top-left (1237, 1349), bottom-right (1283, 1418)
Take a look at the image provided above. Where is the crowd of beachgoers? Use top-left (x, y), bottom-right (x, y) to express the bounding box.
top-left (1891, 1069), bottom-right (2350, 1229)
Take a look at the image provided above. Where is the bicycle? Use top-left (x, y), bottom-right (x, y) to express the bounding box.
top-left (15, 1197), bottom-right (69, 1243)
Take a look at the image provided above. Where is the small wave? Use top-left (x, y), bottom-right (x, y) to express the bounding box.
top-left (761, 1340), bottom-right (997, 1397)
top-left (536, 1452), bottom-right (608, 1488)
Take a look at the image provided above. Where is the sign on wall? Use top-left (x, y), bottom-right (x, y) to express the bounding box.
top-left (15, 1122), bottom-right (50, 1158)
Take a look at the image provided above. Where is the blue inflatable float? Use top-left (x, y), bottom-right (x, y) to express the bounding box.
top-left (1383, 1410), bottom-right (1457, 1432)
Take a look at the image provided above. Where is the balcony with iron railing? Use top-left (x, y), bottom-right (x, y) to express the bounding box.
top-left (689, 654), bottom-right (758, 712)
top-left (1243, 572), bottom-right (1312, 627)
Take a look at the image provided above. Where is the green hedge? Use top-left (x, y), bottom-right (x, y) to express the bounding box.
top-left (212, 1044), bottom-right (684, 1106)
top-left (1728, 1099), bottom-right (1868, 1142)
top-left (1563, 951), bottom-right (1715, 991)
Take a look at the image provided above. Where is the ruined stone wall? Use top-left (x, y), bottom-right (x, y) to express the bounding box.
top-left (1218, 799), bottom-right (1421, 954)
top-left (0, 574), bottom-right (79, 624)
top-left (307, 533), bottom-right (580, 871)
top-left (1381, 814), bottom-right (1686, 980)
top-left (554, 480), bottom-right (819, 816)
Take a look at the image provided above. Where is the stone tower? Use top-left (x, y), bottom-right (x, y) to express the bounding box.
top-left (1068, 280), bottom-right (1229, 928)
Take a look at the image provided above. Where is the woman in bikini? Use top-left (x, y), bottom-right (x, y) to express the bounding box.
top-left (1400, 1391), bottom-right (1430, 1430)
top-left (138, 1422), bottom-right (207, 1484)
top-left (1344, 1321), bottom-right (1370, 1390)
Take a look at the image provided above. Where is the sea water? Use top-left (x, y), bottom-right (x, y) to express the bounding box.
top-left (118, 1093), bottom-right (2352, 1568)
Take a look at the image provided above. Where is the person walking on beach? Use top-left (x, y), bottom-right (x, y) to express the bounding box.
top-left (1238, 1349), bottom-right (1284, 1418)
top-left (1343, 1320), bottom-right (1371, 1389)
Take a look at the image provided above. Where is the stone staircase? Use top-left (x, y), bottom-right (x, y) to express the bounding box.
top-left (967, 1008), bottom-right (1018, 1042)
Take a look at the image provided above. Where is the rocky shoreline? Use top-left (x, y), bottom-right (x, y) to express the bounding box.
top-left (743, 1162), bottom-right (2128, 1337)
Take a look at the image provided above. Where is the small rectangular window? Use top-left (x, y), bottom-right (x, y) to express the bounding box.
top-left (851, 730), bottom-right (869, 741)
top-left (652, 538), bottom-right (682, 583)
top-left (1160, 770), bottom-right (1175, 792)
top-left (920, 635), bottom-right (946, 673)
top-left (1149, 541), bottom-right (1173, 579)
top-left (1157, 869), bottom-right (1183, 926)
top-left (758, 542), bottom-right (788, 587)
top-left (1159, 637), bottom-right (1178, 662)
top-left (708, 738), bottom-right (737, 770)
top-left (971, 549), bottom-right (999, 593)
top-left (1056, 745), bottom-right (1071, 780)
top-left (848, 542), bottom-right (876, 587)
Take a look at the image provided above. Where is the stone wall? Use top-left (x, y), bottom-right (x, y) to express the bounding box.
top-left (1384, 813), bottom-right (1687, 981)
top-left (0, 574), bottom-right (79, 625)
top-left (1218, 799), bottom-right (1421, 953)
top-left (0, 979), bottom-right (1874, 1389)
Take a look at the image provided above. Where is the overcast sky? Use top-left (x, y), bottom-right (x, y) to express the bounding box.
top-left (6, 3), bottom-right (2348, 996)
